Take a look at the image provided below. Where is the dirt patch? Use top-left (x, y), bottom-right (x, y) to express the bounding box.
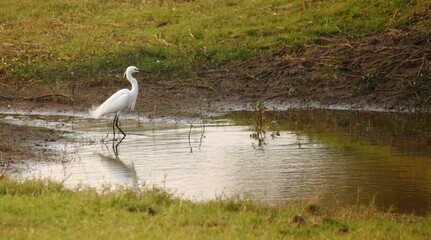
top-left (198, 27), bottom-right (431, 111)
top-left (0, 121), bottom-right (67, 174)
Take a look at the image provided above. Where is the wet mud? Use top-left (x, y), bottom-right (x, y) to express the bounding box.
top-left (0, 121), bottom-right (68, 173)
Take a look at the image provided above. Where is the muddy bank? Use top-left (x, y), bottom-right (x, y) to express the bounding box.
top-left (122, 27), bottom-right (431, 115)
top-left (0, 121), bottom-right (67, 173)
top-left (132, 27), bottom-right (431, 114)
top-left (198, 28), bottom-right (431, 112)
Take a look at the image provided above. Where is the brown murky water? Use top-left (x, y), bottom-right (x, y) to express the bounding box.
top-left (2, 109), bottom-right (431, 214)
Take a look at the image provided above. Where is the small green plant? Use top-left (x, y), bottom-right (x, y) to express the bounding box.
top-left (269, 120), bottom-right (281, 139)
top-left (358, 72), bottom-right (379, 93)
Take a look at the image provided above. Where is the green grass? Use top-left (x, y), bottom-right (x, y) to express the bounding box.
top-left (1, 177), bottom-right (430, 239)
top-left (1, 0), bottom-right (429, 89)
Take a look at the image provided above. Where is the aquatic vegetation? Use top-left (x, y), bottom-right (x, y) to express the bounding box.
top-left (250, 100), bottom-right (267, 146)
top-left (249, 100), bottom-right (282, 146)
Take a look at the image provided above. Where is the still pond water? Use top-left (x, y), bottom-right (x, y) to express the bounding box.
top-left (2, 109), bottom-right (431, 214)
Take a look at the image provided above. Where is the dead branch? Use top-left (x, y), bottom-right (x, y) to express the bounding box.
top-left (265, 92), bottom-right (290, 100)
top-left (0, 94), bottom-right (74, 102)
top-left (165, 83), bottom-right (216, 91)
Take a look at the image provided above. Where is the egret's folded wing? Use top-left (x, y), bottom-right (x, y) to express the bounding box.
top-left (89, 89), bottom-right (131, 118)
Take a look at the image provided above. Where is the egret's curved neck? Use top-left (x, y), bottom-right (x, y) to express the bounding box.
top-left (126, 72), bottom-right (139, 94)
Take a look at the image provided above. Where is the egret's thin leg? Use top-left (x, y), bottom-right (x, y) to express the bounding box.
top-left (112, 138), bottom-right (115, 153)
top-left (113, 142), bottom-right (119, 157)
top-left (115, 115), bottom-right (126, 137)
top-left (118, 135), bottom-right (126, 144)
top-left (112, 115), bottom-right (117, 141)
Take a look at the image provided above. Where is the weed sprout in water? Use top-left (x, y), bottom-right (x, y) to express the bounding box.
top-left (249, 101), bottom-right (281, 147)
top-left (250, 100), bottom-right (267, 146)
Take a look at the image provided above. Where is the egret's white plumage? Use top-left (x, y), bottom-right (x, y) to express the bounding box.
top-left (89, 66), bottom-right (147, 137)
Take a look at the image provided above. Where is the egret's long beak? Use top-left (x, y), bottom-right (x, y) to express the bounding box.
top-left (137, 69), bottom-right (151, 73)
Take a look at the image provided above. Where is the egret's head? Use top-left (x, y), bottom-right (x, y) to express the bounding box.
top-left (124, 66), bottom-right (150, 77)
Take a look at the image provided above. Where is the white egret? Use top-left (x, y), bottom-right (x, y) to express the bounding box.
top-left (89, 66), bottom-right (149, 139)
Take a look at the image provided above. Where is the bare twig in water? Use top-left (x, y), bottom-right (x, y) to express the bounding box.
top-left (188, 123), bottom-right (193, 153)
top-left (296, 132), bottom-right (302, 148)
top-left (198, 103), bottom-right (206, 148)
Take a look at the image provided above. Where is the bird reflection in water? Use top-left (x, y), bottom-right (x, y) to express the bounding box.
top-left (112, 135), bottom-right (125, 157)
top-left (100, 133), bottom-right (125, 156)
top-left (98, 138), bottom-right (138, 188)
